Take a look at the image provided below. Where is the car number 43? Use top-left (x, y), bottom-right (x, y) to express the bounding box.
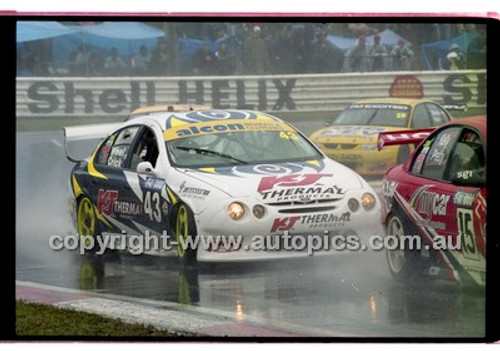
top-left (144, 191), bottom-right (162, 223)
top-left (457, 208), bottom-right (479, 260)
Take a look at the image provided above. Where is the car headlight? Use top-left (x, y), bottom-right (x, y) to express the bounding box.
top-left (360, 143), bottom-right (378, 151)
top-left (228, 202), bottom-right (245, 220)
top-left (252, 205), bottom-right (265, 219)
top-left (348, 198), bottom-right (360, 212)
top-left (361, 193), bottom-right (376, 211)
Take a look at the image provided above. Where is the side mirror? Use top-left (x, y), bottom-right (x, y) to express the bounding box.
top-left (137, 161), bottom-right (155, 175)
top-left (451, 169), bottom-right (485, 188)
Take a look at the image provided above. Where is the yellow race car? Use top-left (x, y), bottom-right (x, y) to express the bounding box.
top-left (309, 98), bottom-right (453, 176)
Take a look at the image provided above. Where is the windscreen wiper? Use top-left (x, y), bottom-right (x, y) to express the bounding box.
top-left (176, 146), bottom-right (248, 164)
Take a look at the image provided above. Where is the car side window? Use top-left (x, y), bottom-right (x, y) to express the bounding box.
top-left (130, 127), bottom-right (160, 171)
top-left (426, 104), bottom-right (449, 126)
top-left (96, 126), bottom-right (140, 169)
top-left (95, 131), bottom-right (119, 165)
top-left (416, 127), bottom-right (462, 180)
top-left (411, 104), bottom-right (432, 128)
top-left (446, 128), bottom-right (485, 181)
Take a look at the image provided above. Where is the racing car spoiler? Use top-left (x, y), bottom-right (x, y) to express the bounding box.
top-left (63, 122), bottom-right (121, 162)
top-left (377, 128), bottom-right (435, 151)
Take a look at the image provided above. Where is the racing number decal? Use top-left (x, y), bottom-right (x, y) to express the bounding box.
top-left (144, 191), bottom-right (162, 223)
top-left (457, 208), bottom-right (479, 260)
top-left (279, 131), bottom-right (298, 140)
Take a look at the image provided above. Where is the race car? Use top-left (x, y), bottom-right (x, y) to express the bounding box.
top-left (378, 116), bottom-right (486, 286)
top-left (309, 98), bottom-right (453, 176)
top-left (64, 109), bottom-right (382, 264)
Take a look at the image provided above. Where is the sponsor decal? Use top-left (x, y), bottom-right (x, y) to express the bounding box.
top-left (382, 179), bottom-right (398, 199)
top-left (97, 189), bottom-right (119, 216)
top-left (258, 173), bottom-right (332, 192)
top-left (409, 186), bottom-right (450, 219)
top-left (164, 119), bottom-right (296, 141)
top-left (389, 75), bottom-right (424, 99)
top-left (143, 177), bottom-right (165, 191)
top-left (113, 201), bottom-right (143, 216)
top-left (107, 146), bottom-right (129, 168)
top-left (455, 170), bottom-right (475, 180)
top-left (271, 216), bottom-right (301, 232)
top-left (453, 191), bottom-right (477, 208)
top-left (257, 173), bottom-right (343, 202)
top-left (179, 181), bottom-right (211, 200)
top-left (349, 104), bottom-right (410, 111)
top-left (271, 212), bottom-right (352, 232)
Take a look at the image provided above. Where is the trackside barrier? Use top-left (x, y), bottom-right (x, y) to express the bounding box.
top-left (16, 70), bottom-right (486, 118)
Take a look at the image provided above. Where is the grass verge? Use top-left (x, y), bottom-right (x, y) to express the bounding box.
top-left (16, 301), bottom-right (186, 337)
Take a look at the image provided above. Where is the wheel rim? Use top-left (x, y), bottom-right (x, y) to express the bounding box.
top-left (176, 205), bottom-right (189, 258)
top-left (386, 216), bottom-right (406, 274)
top-left (77, 198), bottom-right (96, 246)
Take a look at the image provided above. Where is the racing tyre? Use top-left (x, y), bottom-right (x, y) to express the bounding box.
top-left (77, 196), bottom-right (101, 255)
top-left (174, 203), bottom-right (198, 266)
top-left (396, 145), bottom-right (410, 165)
top-left (385, 214), bottom-right (419, 281)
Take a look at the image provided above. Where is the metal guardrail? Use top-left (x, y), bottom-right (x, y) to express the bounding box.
top-left (16, 70), bottom-right (486, 118)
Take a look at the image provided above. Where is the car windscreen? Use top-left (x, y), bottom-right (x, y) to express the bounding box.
top-left (333, 104), bottom-right (410, 127)
top-left (166, 130), bottom-right (321, 168)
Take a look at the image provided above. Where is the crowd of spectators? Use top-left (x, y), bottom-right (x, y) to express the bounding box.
top-left (17, 22), bottom-right (486, 77)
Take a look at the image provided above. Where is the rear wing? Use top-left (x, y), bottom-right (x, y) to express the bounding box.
top-left (443, 104), bottom-right (468, 113)
top-left (377, 128), bottom-right (435, 151)
top-left (63, 122), bottom-right (121, 162)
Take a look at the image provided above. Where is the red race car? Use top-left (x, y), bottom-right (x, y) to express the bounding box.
top-left (378, 116), bottom-right (486, 286)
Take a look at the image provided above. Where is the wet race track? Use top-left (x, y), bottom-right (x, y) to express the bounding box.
top-left (16, 122), bottom-right (485, 338)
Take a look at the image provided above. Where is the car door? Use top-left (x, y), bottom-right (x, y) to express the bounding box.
top-left (126, 125), bottom-right (170, 236)
top-left (89, 126), bottom-right (142, 234)
top-left (408, 125), bottom-right (486, 283)
top-left (406, 126), bottom-right (462, 240)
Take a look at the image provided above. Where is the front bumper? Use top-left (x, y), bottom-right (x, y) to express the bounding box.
top-left (194, 190), bottom-right (384, 262)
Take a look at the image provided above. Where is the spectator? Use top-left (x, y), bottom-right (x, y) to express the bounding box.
top-left (243, 26), bottom-right (270, 75)
top-left (130, 46), bottom-right (151, 76)
top-left (87, 53), bottom-right (103, 76)
top-left (467, 26), bottom-right (486, 69)
top-left (73, 44), bottom-right (91, 76)
top-left (104, 47), bottom-right (126, 76)
top-left (311, 32), bottom-right (343, 73)
top-left (347, 35), bottom-right (369, 72)
top-left (215, 42), bottom-right (237, 75)
top-left (22, 42), bottom-right (50, 76)
top-left (369, 33), bottom-right (387, 71)
top-left (271, 29), bottom-right (293, 74)
top-left (440, 43), bottom-right (466, 70)
top-left (192, 44), bottom-right (216, 75)
top-left (291, 30), bottom-right (313, 73)
top-left (391, 39), bottom-right (414, 71)
top-left (149, 39), bottom-right (169, 76)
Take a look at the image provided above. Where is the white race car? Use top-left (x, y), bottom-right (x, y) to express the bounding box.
top-left (65, 109), bottom-right (382, 264)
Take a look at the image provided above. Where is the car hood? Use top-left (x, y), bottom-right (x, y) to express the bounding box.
top-left (310, 125), bottom-right (410, 144)
top-left (175, 159), bottom-right (364, 204)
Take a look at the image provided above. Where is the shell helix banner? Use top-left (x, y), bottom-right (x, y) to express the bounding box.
top-left (16, 70), bottom-right (486, 118)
